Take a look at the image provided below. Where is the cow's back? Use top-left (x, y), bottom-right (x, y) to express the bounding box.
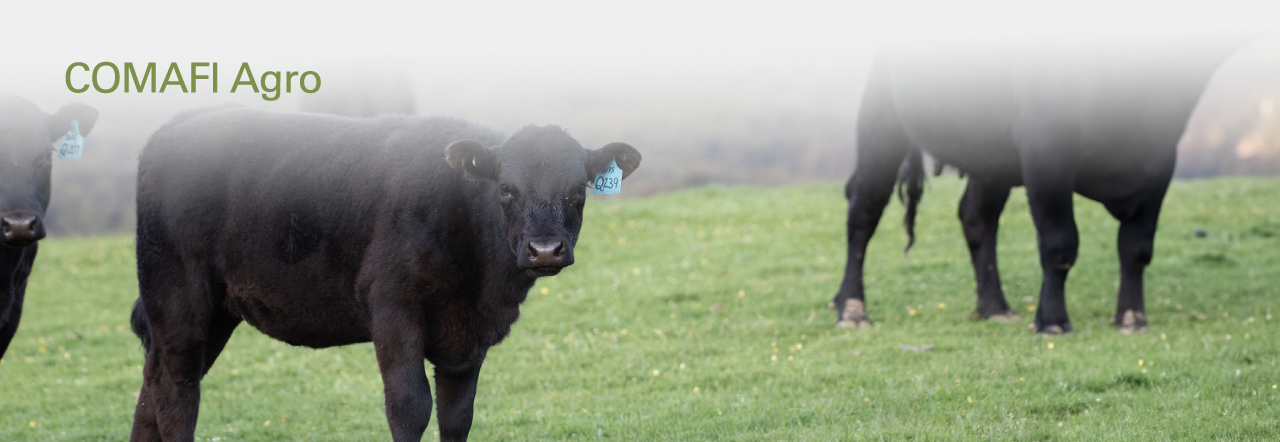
top-left (883, 39), bottom-right (1231, 196)
top-left (136, 106), bottom-right (504, 347)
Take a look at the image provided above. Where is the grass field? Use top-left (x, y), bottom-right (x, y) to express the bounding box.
top-left (1, 176), bottom-right (1277, 441)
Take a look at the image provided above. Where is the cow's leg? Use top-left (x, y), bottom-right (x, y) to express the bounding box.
top-left (132, 309), bottom-right (235, 442)
top-left (0, 245), bottom-right (34, 358)
top-left (141, 333), bottom-right (209, 441)
top-left (371, 304), bottom-right (432, 441)
top-left (200, 309), bottom-right (240, 375)
top-left (1107, 196), bottom-right (1164, 333)
top-left (131, 308), bottom-right (236, 442)
top-left (958, 178), bottom-right (1016, 320)
top-left (130, 347), bottom-right (163, 442)
top-left (831, 61), bottom-right (911, 329)
top-left (0, 289), bottom-right (22, 358)
top-left (435, 362), bottom-right (483, 442)
top-left (831, 173), bottom-right (898, 329)
top-left (1022, 169), bottom-right (1079, 334)
top-left (130, 252), bottom-right (218, 441)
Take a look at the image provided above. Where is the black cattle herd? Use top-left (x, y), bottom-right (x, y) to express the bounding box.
top-left (0, 40), bottom-right (1247, 441)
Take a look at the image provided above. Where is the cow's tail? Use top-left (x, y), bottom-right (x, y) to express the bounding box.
top-left (897, 146), bottom-right (925, 253)
top-left (130, 299), bottom-right (152, 353)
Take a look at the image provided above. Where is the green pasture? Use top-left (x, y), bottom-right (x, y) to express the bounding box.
top-left (2, 176), bottom-right (1277, 440)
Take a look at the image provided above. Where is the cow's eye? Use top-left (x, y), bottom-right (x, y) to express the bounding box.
top-left (499, 184), bottom-right (511, 197)
top-left (578, 183), bottom-right (588, 195)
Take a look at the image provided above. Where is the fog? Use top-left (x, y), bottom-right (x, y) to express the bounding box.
top-left (1, 1), bottom-right (1277, 236)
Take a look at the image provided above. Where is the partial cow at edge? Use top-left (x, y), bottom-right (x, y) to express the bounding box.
top-left (128, 106), bottom-right (640, 442)
top-left (832, 35), bottom-right (1248, 334)
top-left (0, 94), bottom-right (98, 358)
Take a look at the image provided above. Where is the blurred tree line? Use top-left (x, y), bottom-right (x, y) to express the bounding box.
top-left (1178, 39), bottom-right (1280, 176)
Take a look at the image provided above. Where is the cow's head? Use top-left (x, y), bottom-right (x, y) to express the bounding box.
top-left (0, 94), bottom-right (97, 248)
top-left (446, 125), bottom-right (640, 276)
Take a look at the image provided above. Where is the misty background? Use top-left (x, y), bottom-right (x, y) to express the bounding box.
top-left (1, 2), bottom-right (1278, 237)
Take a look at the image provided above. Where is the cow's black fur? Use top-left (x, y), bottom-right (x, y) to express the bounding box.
top-left (128, 105), bottom-right (639, 442)
top-left (832, 39), bottom-right (1241, 334)
top-left (0, 94), bottom-right (97, 358)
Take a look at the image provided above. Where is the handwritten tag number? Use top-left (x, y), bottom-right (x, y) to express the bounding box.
top-left (592, 159), bottom-right (622, 195)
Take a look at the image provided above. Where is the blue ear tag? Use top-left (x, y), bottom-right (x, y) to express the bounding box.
top-left (592, 159), bottom-right (622, 194)
top-left (57, 120), bottom-right (84, 159)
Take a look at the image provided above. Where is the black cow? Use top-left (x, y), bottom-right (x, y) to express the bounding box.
top-left (1, 94), bottom-right (97, 358)
top-left (128, 106), bottom-right (639, 441)
top-left (832, 39), bottom-right (1241, 334)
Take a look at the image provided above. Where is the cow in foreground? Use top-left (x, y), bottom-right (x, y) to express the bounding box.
top-left (832, 37), bottom-right (1242, 334)
top-left (1, 94), bottom-right (97, 358)
top-left (128, 106), bottom-right (640, 441)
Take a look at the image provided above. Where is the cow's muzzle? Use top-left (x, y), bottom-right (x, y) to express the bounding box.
top-left (523, 238), bottom-right (573, 276)
top-left (2, 211), bottom-right (46, 247)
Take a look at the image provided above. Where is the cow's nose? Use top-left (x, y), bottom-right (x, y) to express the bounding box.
top-left (2, 213), bottom-right (45, 246)
top-left (527, 240), bottom-right (565, 267)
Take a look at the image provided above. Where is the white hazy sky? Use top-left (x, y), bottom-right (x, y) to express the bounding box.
top-left (2, 0), bottom-right (1274, 62)
top-left (1, 0), bottom-right (1275, 110)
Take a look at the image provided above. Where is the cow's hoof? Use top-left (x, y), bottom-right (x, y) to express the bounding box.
top-left (827, 301), bottom-right (837, 309)
top-left (972, 310), bottom-right (1019, 322)
top-left (1116, 310), bottom-right (1148, 334)
top-left (1036, 323), bottom-right (1071, 335)
top-left (836, 299), bottom-right (870, 329)
top-left (989, 312), bottom-right (1020, 322)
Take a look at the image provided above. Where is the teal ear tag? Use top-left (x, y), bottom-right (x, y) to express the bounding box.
top-left (592, 159), bottom-right (622, 194)
top-left (58, 120), bottom-right (84, 159)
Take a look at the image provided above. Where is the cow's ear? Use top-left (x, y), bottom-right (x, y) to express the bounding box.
top-left (445, 139), bottom-right (498, 180)
top-left (589, 142), bottom-right (642, 180)
top-left (47, 103), bottom-right (99, 142)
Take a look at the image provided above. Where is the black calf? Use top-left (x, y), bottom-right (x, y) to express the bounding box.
top-left (129, 106), bottom-right (639, 441)
top-left (0, 94), bottom-right (97, 358)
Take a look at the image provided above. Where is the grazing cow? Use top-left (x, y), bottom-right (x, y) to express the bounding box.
top-left (1, 94), bottom-right (97, 358)
top-left (128, 106), bottom-right (640, 441)
top-left (831, 38), bottom-right (1242, 334)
